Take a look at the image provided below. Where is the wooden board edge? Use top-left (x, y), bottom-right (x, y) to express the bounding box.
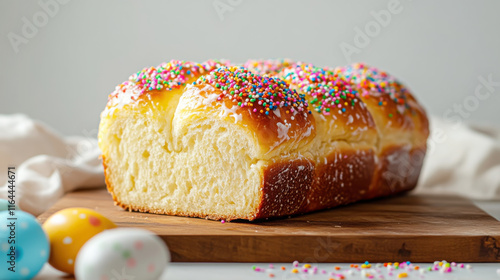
top-left (162, 235), bottom-right (500, 263)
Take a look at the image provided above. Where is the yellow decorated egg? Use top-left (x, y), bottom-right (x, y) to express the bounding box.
top-left (42, 208), bottom-right (116, 274)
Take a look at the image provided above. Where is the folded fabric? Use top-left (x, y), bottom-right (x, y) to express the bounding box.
top-left (0, 115), bottom-right (104, 215)
top-left (0, 114), bottom-right (499, 216)
top-left (416, 117), bottom-right (500, 200)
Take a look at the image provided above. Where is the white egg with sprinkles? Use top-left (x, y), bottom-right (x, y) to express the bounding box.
top-left (75, 228), bottom-right (170, 280)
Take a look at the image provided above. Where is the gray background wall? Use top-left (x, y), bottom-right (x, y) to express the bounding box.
top-left (1, 0), bottom-right (499, 135)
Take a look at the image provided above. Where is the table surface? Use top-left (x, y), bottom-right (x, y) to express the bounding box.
top-left (36, 200), bottom-right (500, 280)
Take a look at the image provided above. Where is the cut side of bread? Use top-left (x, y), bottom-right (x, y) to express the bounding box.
top-left (100, 65), bottom-right (316, 220)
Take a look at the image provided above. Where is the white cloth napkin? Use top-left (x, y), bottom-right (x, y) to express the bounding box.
top-left (0, 114), bottom-right (499, 216)
top-left (0, 115), bottom-right (105, 215)
top-left (417, 117), bottom-right (500, 199)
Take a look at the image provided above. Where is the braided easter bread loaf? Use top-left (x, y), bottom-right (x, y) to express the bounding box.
top-left (98, 60), bottom-right (429, 221)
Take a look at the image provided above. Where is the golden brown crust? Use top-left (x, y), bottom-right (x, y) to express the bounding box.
top-left (357, 92), bottom-right (415, 131)
top-left (255, 157), bottom-right (315, 219)
top-left (405, 92), bottom-right (430, 142)
top-left (279, 63), bottom-right (378, 141)
top-left (366, 146), bottom-right (426, 199)
top-left (336, 63), bottom-right (430, 139)
top-left (304, 148), bottom-right (376, 213)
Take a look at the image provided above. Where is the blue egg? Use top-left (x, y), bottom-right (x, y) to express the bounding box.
top-left (0, 199), bottom-right (20, 211)
top-left (0, 211), bottom-right (49, 280)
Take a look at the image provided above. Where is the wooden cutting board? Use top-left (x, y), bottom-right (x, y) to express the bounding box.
top-left (37, 189), bottom-right (500, 263)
